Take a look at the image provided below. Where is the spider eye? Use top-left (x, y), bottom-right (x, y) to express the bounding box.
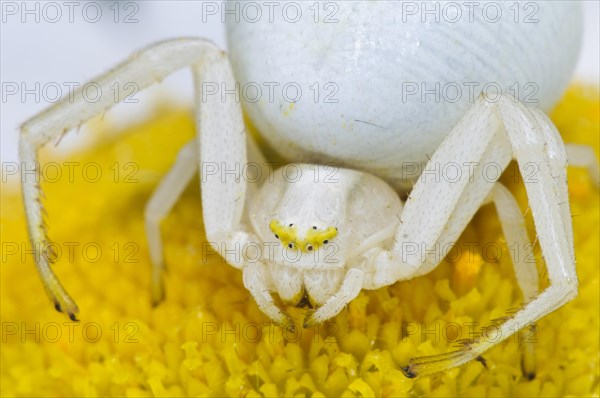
top-left (323, 240), bottom-right (328, 244)
top-left (312, 226), bottom-right (317, 230)
top-left (307, 245), bottom-right (313, 251)
top-left (288, 243), bottom-right (294, 249)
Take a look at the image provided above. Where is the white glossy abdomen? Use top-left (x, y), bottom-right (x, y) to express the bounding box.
top-left (226, 1), bottom-right (581, 185)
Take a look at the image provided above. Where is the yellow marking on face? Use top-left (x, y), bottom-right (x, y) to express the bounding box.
top-left (269, 220), bottom-right (338, 253)
top-left (269, 220), bottom-right (298, 249)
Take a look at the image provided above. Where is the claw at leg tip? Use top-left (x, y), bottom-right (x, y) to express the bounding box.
top-left (475, 355), bottom-right (488, 369)
top-left (401, 365), bottom-right (418, 378)
top-left (151, 282), bottom-right (165, 307)
top-left (54, 301), bottom-right (79, 322)
top-left (151, 292), bottom-right (165, 308)
top-left (281, 317), bottom-right (296, 333)
top-left (303, 314), bottom-right (315, 329)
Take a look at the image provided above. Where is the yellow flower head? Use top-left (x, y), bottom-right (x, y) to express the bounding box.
top-left (1, 86), bottom-right (598, 397)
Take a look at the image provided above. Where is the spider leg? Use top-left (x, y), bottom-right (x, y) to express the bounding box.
top-left (484, 183), bottom-right (539, 379)
top-left (144, 125), bottom-right (267, 305)
top-left (145, 141), bottom-right (198, 305)
top-left (485, 183), bottom-right (539, 302)
top-left (19, 39), bottom-right (254, 319)
top-left (242, 261), bottom-right (294, 329)
top-left (360, 95), bottom-right (589, 376)
top-left (399, 166), bottom-right (541, 379)
top-left (303, 268), bottom-right (364, 328)
top-left (401, 96), bottom-right (580, 376)
top-left (363, 96), bottom-right (510, 289)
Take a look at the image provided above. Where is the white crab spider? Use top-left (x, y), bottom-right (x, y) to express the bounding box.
top-left (19, 2), bottom-right (599, 377)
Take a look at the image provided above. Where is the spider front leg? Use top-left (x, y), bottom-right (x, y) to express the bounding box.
top-left (303, 268), bottom-right (365, 328)
top-left (19, 38), bottom-right (251, 320)
top-left (364, 94), bottom-right (595, 377)
top-left (242, 261), bottom-right (296, 328)
top-left (145, 137), bottom-right (269, 305)
top-left (145, 48), bottom-right (286, 328)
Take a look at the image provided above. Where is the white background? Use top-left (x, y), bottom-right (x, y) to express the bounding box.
top-left (1, 1), bottom-right (598, 170)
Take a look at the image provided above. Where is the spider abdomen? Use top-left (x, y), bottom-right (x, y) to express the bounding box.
top-left (227, 1), bottom-right (581, 185)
